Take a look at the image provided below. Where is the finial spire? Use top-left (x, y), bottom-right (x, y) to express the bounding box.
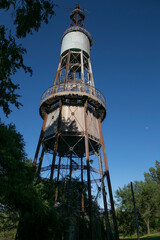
top-left (70, 4), bottom-right (85, 27)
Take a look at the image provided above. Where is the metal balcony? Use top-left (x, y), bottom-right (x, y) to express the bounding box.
top-left (40, 82), bottom-right (106, 109)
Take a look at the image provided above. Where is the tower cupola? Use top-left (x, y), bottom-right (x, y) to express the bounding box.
top-left (61, 4), bottom-right (93, 56)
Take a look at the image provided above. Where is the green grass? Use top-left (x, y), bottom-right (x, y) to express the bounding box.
top-left (122, 232), bottom-right (160, 240)
top-left (0, 229), bottom-right (17, 240)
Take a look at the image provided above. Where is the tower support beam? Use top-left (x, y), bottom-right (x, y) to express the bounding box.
top-left (50, 142), bottom-right (58, 180)
top-left (98, 150), bottom-right (112, 240)
top-left (50, 100), bottom-right (62, 180)
top-left (37, 147), bottom-right (45, 178)
top-left (81, 157), bottom-right (85, 214)
top-left (57, 156), bottom-right (61, 181)
top-left (98, 118), bottom-right (119, 240)
top-left (84, 100), bottom-right (93, 240)
top-left (52, 56), bottom-right (62, 87)
top-left (34, 113), bottom-right (48, 166)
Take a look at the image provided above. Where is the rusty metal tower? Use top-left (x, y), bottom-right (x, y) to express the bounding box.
top-left (34, 4), bottom-right (119, 240)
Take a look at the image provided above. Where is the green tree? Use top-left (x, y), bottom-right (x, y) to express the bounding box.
top-left (0, 122), bottom-right (64, 239)
top-left (0, 0), bottom-right (56, 116)
top-left (144, 160), bottom-right (160, 184)
top-left (144, 161), bottom-right (160, 231)
top-left (0, 122), bottom-right (33, 208)
top-left (0, 0), bottom-right (56, 38)
top-left (115, 180), bottom-right (159, 235)
top-left (116, 209), bottom-right (136, 237)
top-left (0, 206), bottom-right (18, 240)
top-left (115, 184), bottom-right (136, 236)
top-left (15, 180), bottom-right (64, 240)
top-left (0, 26), bottom-right (32, 116)
top-left (134, 181), bottom-right (158, 234)
top-left (0, 122), bottom-right (33, 238)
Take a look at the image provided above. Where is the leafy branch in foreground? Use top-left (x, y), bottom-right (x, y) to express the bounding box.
top-left (0, 0), bottom-right (56, 116)
top-left (0, 0), bottom-right (56, 38)
top-left (0, 26), bottom-right (32, 116)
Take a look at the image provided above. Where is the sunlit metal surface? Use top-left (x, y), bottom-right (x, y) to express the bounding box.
top-left (62, 26), bottom-right (93, 47)
top-left (61, 31), bottom-right (90, 56)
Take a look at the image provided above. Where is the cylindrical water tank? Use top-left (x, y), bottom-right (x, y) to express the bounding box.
top-left (61, 31), bottom-right (90, 56)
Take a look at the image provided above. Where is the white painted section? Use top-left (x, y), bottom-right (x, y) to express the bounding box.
top-left (87, 110), bottom-right (100, 140)
top-left (44, 106), bottom-right (100, 141)
top-left (61, 31), bottom-right (90, 56)
top-left (61, 105), bottom-right (85, 132)
top-left (44, 108), bottom-right (59, 138)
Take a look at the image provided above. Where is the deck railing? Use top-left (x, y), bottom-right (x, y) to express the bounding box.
top-left (40, 82), bottom-right (106, 107)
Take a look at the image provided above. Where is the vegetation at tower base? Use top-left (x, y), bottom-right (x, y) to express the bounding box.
top-left (53, 178), bottom-right (110, 240)
top-left (1, 120), bottom-right (160, 239)
top-left (0, 0), bottom-right (56, 116)
top-left (0, 122), bottom-right (62, 240)
top-left (0, 122), bottom-right (108, 240)
top-left (115, 160), bottom-right (160, 237)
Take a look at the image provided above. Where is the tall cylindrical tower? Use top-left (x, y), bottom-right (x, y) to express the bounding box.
top-left (34, 4), bottom-right (119, 240)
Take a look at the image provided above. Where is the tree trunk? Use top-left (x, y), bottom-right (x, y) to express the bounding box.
top-left (146, 220), bottom-right (150, 235)
top-left (144, 218), bottom-right (150, 235)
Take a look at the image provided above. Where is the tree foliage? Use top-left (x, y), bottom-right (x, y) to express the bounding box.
top-left (0, 122), bottom-right (64, 239)
top-left (0, 26), bottom-right (32, 116)
top-left (0, 122), bottom-right (33, 209)
top-left (15, 181), bottom-right (64, 240)
top-left (115, 161), bottom-right (160, 236)
top-left (0, 0), bottom-right (56, 38)
top-left (0, 121), bottom-right (107, 239)
top-left (0, 205), bottom-right (18, 240)
top-left (0, 0), bottom-right (56, 116)
top-left (144, 160), bottom-right (160, 184)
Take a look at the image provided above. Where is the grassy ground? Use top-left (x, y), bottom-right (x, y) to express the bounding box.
top-left (0, 228), bottom-right (17, 240)
top-left (121, 232), bottom-right (160, 240)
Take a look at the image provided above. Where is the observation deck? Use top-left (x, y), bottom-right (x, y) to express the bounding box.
top-left (39, 82), bottom-right (106, 121)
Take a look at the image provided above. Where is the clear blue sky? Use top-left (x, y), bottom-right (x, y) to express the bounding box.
top-left (1, 0), bottom-right (160, 194)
